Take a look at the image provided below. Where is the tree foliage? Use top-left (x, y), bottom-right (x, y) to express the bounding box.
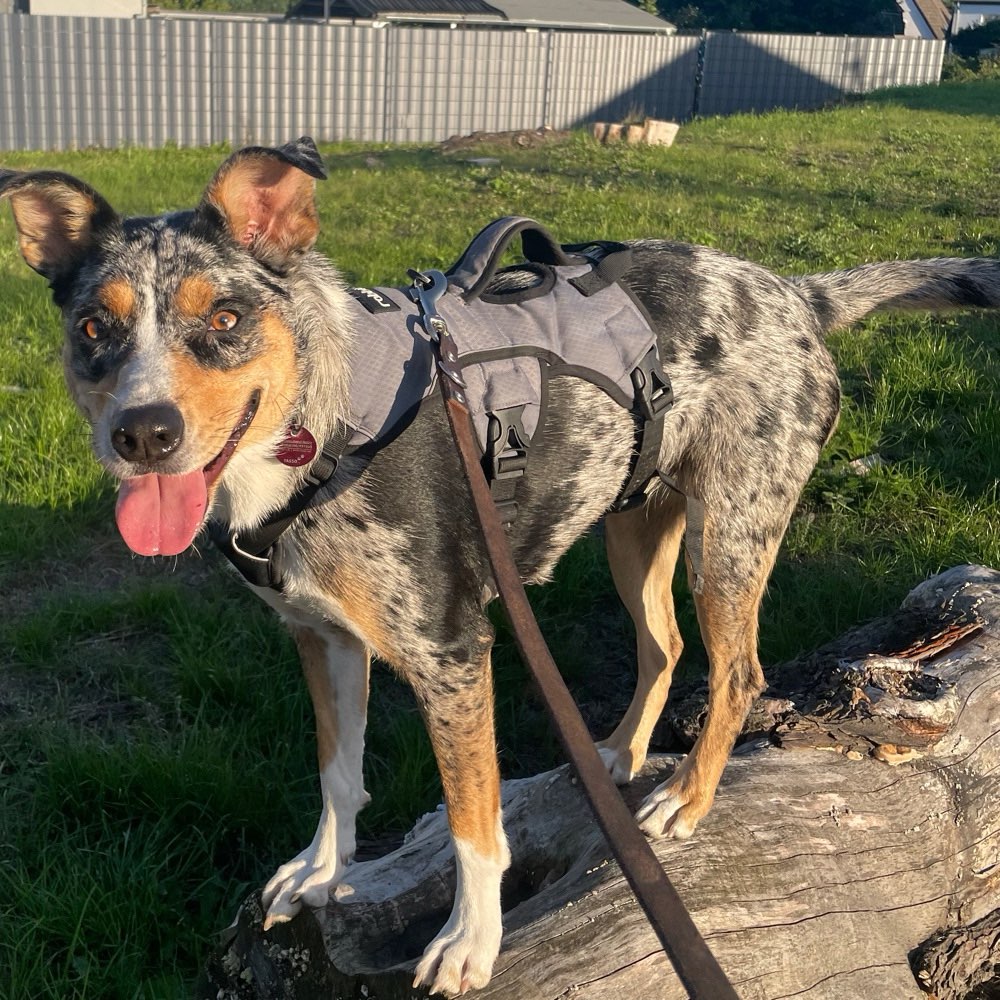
top-left (633, 0), bottom-right (903, 35)
top-left (950, 20), bottom-right (1000, 58)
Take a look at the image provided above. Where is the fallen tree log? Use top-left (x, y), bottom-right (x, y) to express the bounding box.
top-left (202, 565), bottom-right (1000, 1000)
top-left (911, 908), bottom-right (1000, 999)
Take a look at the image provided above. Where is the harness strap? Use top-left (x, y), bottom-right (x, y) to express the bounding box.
top-left (612, 344), bottom-right (674, 513)
top-left (209, 439), bottom-right (345, 590)
top-left (657, 472), bottom-right (707, 595)
top-left (483, 405), bottom-right (530, 523)
top-left (610, 347), bottom-right (706, 593)
top-left (686, 493), bottom-right (707, 595)
top-left (562, 239), bottom-right (634, 296)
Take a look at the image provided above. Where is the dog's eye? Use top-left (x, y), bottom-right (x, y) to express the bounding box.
top-left (210, 310), bottom-right (240, 332)
top-left (81, 318), bottom-right (106, 341)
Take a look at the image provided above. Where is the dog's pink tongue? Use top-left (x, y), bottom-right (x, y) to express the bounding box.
top-left (115, 471), bottom-right (208, 556)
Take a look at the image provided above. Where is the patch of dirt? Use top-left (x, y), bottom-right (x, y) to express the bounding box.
top-left (439, 126), bottom-right (571, 154)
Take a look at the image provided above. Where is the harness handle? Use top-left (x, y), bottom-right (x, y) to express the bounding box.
top-left (446, 216), bottom-right (572, 302)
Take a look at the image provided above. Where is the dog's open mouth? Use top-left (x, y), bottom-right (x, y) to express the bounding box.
top-left (114, 390), bottom-right (261, 557)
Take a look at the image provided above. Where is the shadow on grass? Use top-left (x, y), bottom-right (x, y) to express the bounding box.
top-left (0, 495), bottom-right (112, 585)
top-left (861, 80), bottom-right (1000, 117)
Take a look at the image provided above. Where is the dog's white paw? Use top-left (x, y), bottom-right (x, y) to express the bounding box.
top-left (261, 848), bottom-right (347, 930)
top-left (596, 744), bottom-right (640, 785)
top-left (635, 788), bottom-right (697, 839)
top-left (634, 771), bottom-right (707, 840)
top-left (412, 917), bottom-right (502, 997)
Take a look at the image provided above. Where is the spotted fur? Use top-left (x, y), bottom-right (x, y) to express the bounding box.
top-left (3, 140), bottom-right (1000, 997)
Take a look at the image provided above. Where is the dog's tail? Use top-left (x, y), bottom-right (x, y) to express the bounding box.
top-left (790, 257), bottom-right (1000, 335)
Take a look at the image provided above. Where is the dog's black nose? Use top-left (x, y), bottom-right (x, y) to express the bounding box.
top-left (111, 404), bottom-right (185, 464)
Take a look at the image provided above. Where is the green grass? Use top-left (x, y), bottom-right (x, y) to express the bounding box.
top-left (1, 81), bottom-right (999, 997)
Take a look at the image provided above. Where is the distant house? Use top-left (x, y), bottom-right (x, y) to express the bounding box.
top-left (286, 0), bottom-right (676, 34)
top-left (952, 0), bottom-right (1000, 32)
top-left (897, 0), bottom-right (951, 38)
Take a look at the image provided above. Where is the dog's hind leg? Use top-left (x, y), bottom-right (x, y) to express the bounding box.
top-left (599, 488), bottom-right (686, 784)
top-left (634, 508), bottom-right (781, 840)
top-left (262, 623), bottom-right (371, 929)
top-left (409, 642), bottom-right (510, 997)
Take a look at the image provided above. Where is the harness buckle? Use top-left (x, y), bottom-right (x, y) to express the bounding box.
top-left (485, 407), bottom-right (529, 481)
top-left (483, 406), bottom-right (529, 522)
top-left (631, 345), bottom-right (674, 422)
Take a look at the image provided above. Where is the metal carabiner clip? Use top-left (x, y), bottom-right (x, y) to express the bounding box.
top-left (407, 268), bottom-right (449, 341)
top-left (407, 268), bottom-right (466, 393)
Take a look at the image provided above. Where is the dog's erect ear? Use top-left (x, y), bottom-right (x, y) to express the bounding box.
top-left (200, 136), bottom-right (327, 269)
top-left (0, 169), bottom-right (118, 279)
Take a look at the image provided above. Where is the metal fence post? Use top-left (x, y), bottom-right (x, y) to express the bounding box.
top-left (692, 28), bottom-right (708, 120)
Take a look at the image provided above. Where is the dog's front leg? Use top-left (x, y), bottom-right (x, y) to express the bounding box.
top-left (409, 646), bottom-right (510, 997)
top-left (262, 623), bottom-right (370, 929)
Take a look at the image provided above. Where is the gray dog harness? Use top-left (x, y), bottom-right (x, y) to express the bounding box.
top-left (343, 217), bottom-right (672, 518)
top-left (212, 217), bottom-right (676, 589)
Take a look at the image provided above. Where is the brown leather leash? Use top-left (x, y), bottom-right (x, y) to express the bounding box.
top-left (409, 270), bottom-right (740, 1000)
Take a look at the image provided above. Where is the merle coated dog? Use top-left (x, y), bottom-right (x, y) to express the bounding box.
top-left (2, 137), bottom-right (998, 995)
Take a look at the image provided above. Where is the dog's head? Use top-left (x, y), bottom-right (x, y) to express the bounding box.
top-left (1, 137), bottom-right (327, 557)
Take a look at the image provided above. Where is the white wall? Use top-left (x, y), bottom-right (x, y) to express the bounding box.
top-left (953, 1), bottom-right (1000, 32)
top-left (30, 0), bottom-right (143, 16)
top-left (897, 0), bottom-right (936, 38)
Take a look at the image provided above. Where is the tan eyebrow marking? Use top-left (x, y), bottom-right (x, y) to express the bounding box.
top-left (97, 278), bottom-right (136, 320)
top-left (175, 275), bottom-right (216, 319)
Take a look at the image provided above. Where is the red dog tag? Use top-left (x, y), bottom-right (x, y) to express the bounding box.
top-left (275, 426), bottom-right (318, 467)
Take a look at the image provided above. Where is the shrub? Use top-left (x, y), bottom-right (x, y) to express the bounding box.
top-left (950, 19), bottom-right (1000, 58)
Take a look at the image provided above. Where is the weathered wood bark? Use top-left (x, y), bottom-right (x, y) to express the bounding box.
top-left (202, 565), bottom-right (1000, 1000)
top-left (912, 908), bottom-right (1000, 999)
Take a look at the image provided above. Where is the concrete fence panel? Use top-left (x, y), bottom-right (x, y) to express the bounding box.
top-left (385, 26), bottom-right (547, 143)
top-left (546, 31), bottom-right (700, 130)
top-left (3, 16), bottom-right (215, 150)
top-left (700, 32), bottom-right (848, 116)
top-left (0, 14), bottom-right (946, 152)
top-left (841, 34), bottom-right (946, 93)
top-left (213, 22), bottom-right (388, 146)
top-left (699, 31), bottom-right (944, 117)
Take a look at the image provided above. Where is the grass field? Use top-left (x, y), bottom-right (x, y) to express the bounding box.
top-left (1, 80), bottom-right (999, 998)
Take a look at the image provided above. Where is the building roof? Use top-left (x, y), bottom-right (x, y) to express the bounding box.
top-left (911, 0), bottom-right (951, 37)
top-left (487, 0), bottom-right (673, 32)
top-left (287, 0), bottom-right (675, 33)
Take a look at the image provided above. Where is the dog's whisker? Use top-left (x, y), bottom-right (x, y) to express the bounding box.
top-left (87, 388), bottom-right (119, 402)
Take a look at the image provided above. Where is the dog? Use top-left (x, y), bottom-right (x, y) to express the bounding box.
top-left (2, 136), bottom-right (999, 996)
